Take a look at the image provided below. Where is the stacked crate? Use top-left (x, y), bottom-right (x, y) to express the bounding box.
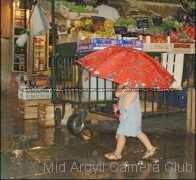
top-left (38, 103), bottom-right (58, 127)
top-left (19, 99), bottom-right (74, 128)
top-left (23, 119), bottom-right (38, 139)
top-left (18, 99), bottom-right (51, 120)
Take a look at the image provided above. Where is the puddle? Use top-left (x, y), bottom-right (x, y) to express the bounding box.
top-left (1, 91), bottom-right (195, 179)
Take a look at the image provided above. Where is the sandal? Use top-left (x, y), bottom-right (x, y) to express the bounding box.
top-left (105, 152), bottom-right (122, 160)
top-left (142, 146), bottom-right (158, 159)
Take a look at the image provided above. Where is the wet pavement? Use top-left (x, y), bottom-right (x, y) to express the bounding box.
top-left (1, 87), bottom-right (195, 179)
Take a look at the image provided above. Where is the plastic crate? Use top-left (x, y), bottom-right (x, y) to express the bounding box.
top-left (18, 88), bottom-right (52, 100)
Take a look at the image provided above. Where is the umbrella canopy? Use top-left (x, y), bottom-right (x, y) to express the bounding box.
top-left (77, 46), bottom-right (174, 90)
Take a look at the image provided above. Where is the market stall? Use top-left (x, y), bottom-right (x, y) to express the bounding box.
top-left (15, 0), bottom-right (195, 134)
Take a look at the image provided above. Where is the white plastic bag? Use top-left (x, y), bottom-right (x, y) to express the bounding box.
top-left (16, 32), bottom-right (29, 47)
top-left (31, 5), bottom-right (49, 36)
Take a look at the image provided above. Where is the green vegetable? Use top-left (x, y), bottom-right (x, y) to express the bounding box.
top-left (178, 31), bottom-right (190, 40)
top-left (161, 17), bottom-right (183, 31)
top-left (56, 0), bottom-right (88, 13)
top-left (146, 16), bottom-right (183, 34)
top-left (146, 26), bottom-right (165, 35)
top-left (115, 17), bottom-right (136, 28)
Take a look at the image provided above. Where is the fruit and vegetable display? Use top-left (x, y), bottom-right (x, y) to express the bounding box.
top-left (181, 26), bottom-right (196, 40)
top-left (56, 0), bottom-right (90, 13)
top-left (150, 34), bottom-right (167, 43)
top-left (139, 16), bottom-right (195, 43)
top-left (55, 0), bottom-right (195, 44)
top-left (70, 17), bottom-right (116, 39)
top-left (95, 19), bottom-right (115, 37)
top-left (169, 27), bottom-right (195, 43)
top-left (115, 17), bottom-right (136, 29)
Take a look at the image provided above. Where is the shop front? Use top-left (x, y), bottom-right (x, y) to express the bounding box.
top-left (11, 0), bottom-right (195, 134)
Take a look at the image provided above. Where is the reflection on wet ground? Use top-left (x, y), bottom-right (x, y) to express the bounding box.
top-left (1, 89), bottom-right (195, 179)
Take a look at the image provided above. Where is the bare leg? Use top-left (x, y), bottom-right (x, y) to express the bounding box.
top-left (105, 134), bottom-right (126, 160)
top-left (137, 131), bottom-right (154, 151)
top-left (114, 134), bottom-right (126, 155)
top-left (137, 132), bottom-right (157, 159)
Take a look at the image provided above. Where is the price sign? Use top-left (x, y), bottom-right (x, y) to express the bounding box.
top-left (77, 38), bottom-right (143, 52)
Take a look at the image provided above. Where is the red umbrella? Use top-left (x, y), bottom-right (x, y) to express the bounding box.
top-left (77, 46), bottom-right (173, 90)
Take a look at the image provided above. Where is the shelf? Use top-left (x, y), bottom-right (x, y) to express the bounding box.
top-left (12, 6), bottom-right (28, 72)
top-left (33, 34), bottom-right (49, 72)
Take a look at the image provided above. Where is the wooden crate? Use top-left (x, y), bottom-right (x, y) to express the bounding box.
top-left (23, 119), bottom-right (38, 139)
top-left (18, 88), bottom-right (51, 100)
top-left (38, 103), bottom-right (63, 127)
top-left (18, 99), bottom-right (51, 120)
top-left (22, 106), bottom-right (38, 119)
top-left (18, 99), bottom-right (51, 107)
top-left (143, 43), bottom-right (172, 52)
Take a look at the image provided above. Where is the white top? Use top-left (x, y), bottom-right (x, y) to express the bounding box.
top-left (95, 5), bottom-right (120, 21)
